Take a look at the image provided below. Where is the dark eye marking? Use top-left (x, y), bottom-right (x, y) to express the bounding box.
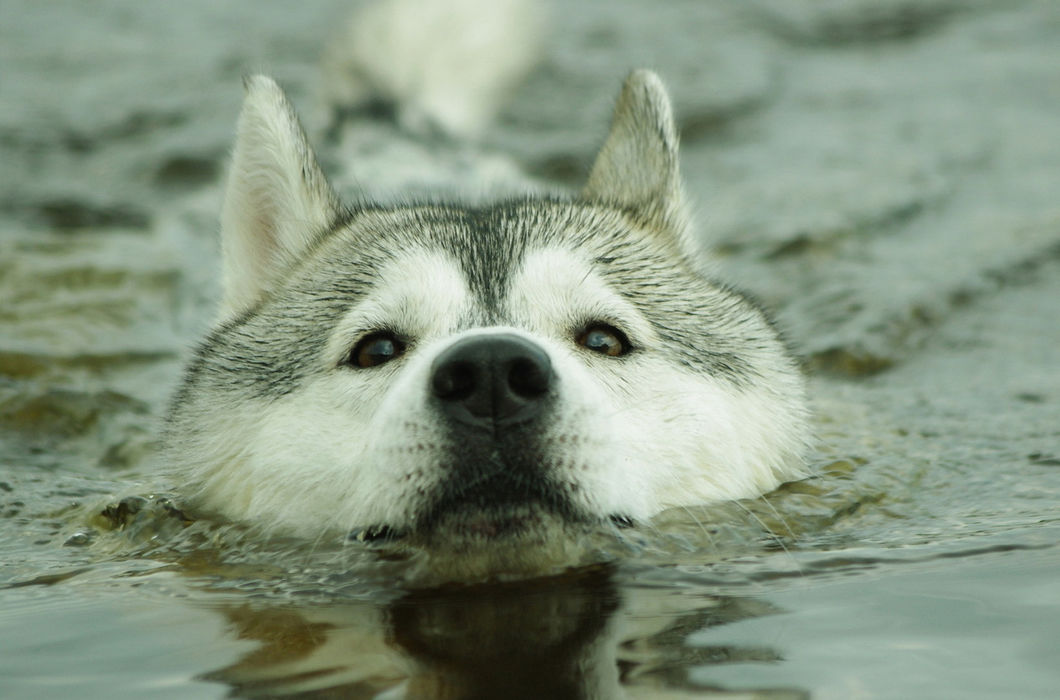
top-left (347, 331), bottom-right (406, 368)
top-left (575, 323), bottom-right (631, 357)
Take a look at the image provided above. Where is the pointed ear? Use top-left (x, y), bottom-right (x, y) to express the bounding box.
top-left (582, 70), bottom-right (686, 230)
top-left (219, 75), bottom-right (339, 318)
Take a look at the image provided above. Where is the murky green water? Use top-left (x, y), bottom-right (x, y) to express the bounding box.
top-left (3, 1), bottom-right (1060, 698)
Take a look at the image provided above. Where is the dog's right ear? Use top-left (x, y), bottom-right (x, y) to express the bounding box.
top-left (219, 76), bottom-right (339, 318)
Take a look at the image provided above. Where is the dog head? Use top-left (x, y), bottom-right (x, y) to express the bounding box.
top-left (164, 72), bottom-right (808, 567)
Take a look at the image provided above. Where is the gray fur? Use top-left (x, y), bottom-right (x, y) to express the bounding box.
top-left (177, 199), bottom-right (777, 404)
top-left (584, 70), bottom-right (685, 231)
top-left (162, 70), bottom-right (809, 572)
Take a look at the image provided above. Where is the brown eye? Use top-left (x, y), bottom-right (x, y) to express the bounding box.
top-left (349, 332), bottom-right (405, 368)
top-left (576, 324), bottom-right (630, 357)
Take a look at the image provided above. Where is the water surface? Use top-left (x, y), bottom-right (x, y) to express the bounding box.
top-left (3, 1), bottom-right (1059, 698)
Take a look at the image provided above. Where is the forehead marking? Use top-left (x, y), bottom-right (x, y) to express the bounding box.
top-left (365, 247), bottom-right (469, 329)
top-left (507, 248), bottom-right (656, 343)
top-left (325, 248), bottom-right (470, 363)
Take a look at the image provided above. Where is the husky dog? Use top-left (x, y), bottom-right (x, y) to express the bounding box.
top-left (162, 8), bottom-right (808, 576)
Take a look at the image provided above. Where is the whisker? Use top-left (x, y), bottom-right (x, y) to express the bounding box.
top-left (733, 497), bottom-right (803, 580)
top-left (677, 503), bottom-right (717, 551)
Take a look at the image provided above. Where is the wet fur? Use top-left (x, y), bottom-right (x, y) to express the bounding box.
top-left (162, 24), bottom-right (809, 572)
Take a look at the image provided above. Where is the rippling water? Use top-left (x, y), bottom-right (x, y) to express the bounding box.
top-left (3, 1), bottom-right (1060, 698)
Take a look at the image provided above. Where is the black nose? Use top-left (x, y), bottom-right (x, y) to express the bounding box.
top-left (430, 333), bottom-right (552, 429)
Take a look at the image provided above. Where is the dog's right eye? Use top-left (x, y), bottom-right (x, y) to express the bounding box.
top-left (348, 332), bottom-right (406, 368)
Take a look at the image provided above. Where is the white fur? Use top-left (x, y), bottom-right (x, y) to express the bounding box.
top-left (167, 49), bottom-right (811, 565)
top-left (183, 246), bottom-right (807, 538)
top-left (320, 0), bottom-right (545, 137)
top-left (506, 248), bottom-right (807, 512)
top-left (219, 76), bottom-right (337, 319)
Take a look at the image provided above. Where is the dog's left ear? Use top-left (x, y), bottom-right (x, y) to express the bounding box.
top-left (219, 76), bottom-right (339, 318)
top-left (583, 70), bottom-right (688, 237)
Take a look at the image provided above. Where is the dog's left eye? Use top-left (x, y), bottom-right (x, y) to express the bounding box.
top-left (576, 324), bottom-right (630, 357)
top-left (348, 331), bottom-right (406, 368)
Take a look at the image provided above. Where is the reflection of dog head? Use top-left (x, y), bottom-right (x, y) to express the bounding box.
top-left (207, 571), bottom-right (622, 697)
top-left (163, 72), bottom-right (808, 562)
top-left (204, 568), bottom-right (784, 697)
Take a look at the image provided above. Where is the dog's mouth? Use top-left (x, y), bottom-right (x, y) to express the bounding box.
top-left (348, 512), bottom-right (635, 547)
top-left (348, 505), bottom-right (554, 547)
top-left (426, 503), bottom-right (556, 542)
top-left (348, 524), bottom-right (404, 546)
top-left (348, 459), bottom-right (635, 547)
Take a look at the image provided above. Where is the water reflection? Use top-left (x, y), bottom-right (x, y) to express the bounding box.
top-left (201, 566), bottom-right (796, 699)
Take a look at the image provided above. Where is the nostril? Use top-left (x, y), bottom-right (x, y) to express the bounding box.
top-left (508, 357), bottom-right (550, 398)
top-left (432, 360), bottom-right (476, 402)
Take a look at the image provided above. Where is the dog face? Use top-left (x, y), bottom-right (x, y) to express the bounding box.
top-left (163, 73), bottom-right (808, 559)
